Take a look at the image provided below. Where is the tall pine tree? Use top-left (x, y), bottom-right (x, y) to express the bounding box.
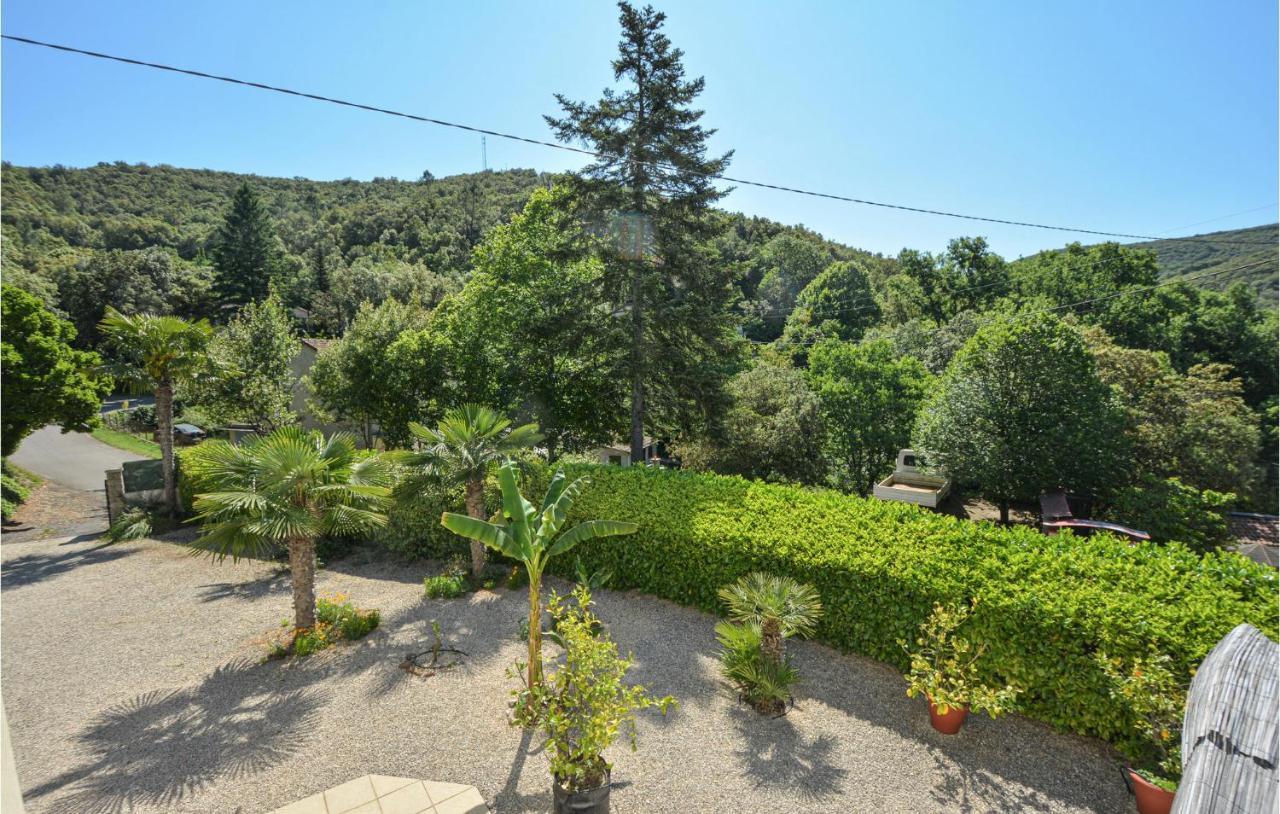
top-left (211, 183), bottom-right (279, 310)
top-left (547, 1), bottom-right (739, 461)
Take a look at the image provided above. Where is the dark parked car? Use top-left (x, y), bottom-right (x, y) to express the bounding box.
top-left (156, 423), bottom-right (206, 446)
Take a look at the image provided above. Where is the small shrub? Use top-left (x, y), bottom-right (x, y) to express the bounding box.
top-left (513, 587), bottom-right (675, 794)
top-left (902, 601), bottom-right (1017, 716)
top-left (424, 572), bottom-right (468, 599)
top-left (505, 565), bottom-right (529, 590)
top-left (715, 620), bottom-right (798, 714)
top-left (1097, 652), bottom-right (1188, 791)
top-left (289, 595), bottom-right (380, 657)
top-left (106, 507), bottom-right (153, 542)
top-left (715, 573), bottom-right (822, 715)
top-left (1, 461), bottom-right (37, 520)
top-left (1104, 475), bottom-right (1235, 553)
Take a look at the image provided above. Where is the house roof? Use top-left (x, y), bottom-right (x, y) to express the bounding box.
top-left (300, 337), bottom-right (335, 352)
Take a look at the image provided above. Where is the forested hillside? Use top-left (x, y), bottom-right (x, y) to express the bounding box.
top-left (0, 161), bottom-right (891, 341)
top-left (1131, 223), bottom-right (1277, 305)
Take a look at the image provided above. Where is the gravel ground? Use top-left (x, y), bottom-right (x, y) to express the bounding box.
top-left (1, 534), bottom-right (1133, 813)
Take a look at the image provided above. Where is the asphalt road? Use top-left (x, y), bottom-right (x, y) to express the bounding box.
top-left (9, 425), bottom-right (149, 492)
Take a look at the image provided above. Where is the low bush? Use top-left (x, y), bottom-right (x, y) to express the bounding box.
top-left (715, 620), bottom-right (798, 714)
top-left (541, 463), bottom-right (1275, 753)
top-left (290, 595), bottom-right (380, 657)
top-left (424, 572), bottom-right (468, 599)
top-left (0, 460), bottom-right (34, 517)
top-left (1103, 475), bottom-right (1235, 553)
top-left (106, 507), bottom-right (153, 542)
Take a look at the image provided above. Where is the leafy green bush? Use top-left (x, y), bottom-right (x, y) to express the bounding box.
top-left (106, 507), bottom-right (153, 542)
top-left (423, 572), bottom-right (468, 599)
top-left (902, 601), bottom-right (1017, 716)
top-left (1, 460), bottom-right (37, 520)
top-left (291, 594), bottom-right (381, 656)
top-left (378, 478), bottom-right (468, 560)
top-left (1103, 476), bottom-right (1235, 553)
top-left (715, 620), bottom-right (798, 714)
top-left (539, 463), bottom-right (1275, 753)
top-left (513, 587), bottom-right (675, 794)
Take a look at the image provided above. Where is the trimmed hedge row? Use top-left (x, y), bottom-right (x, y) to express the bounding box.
top-left (542, 464), bottom-right (1276, 752)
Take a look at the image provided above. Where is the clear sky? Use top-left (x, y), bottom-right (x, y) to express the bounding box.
top-left (3, 1), bottom-right (1276, 259)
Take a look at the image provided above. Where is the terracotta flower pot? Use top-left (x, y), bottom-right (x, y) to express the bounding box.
top-left (1128, 769), bottom-right (1175, 814)
top-left (927, 697), bottom-right (969, 734)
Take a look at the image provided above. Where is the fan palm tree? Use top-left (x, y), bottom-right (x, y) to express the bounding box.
top-left (718, 573), bottom-right (823, 667)
top-left (98, 309), bottom-right (212, 515)
top-left (442, 461), bottom-right (636, 688)
top-left (403, 404), bottom-right (541, 577)
top-left (189, 428), bottom-right (393, 632)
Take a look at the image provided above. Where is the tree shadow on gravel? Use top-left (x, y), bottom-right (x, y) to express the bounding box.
top-left (927, 746), bottom-right (1054, 813)
top-left (729, 705), bottom-right (847, 802)
top-left (792, 642), bottom-right (1129, 813)
top-left (196, 569), bottom-right (290, 602)
top-left (0, 542), bottom-right (136, 590)
top-left (361, 587), bottom-right (528, 698)
top-left (24, 658), bottom-right (330, 814)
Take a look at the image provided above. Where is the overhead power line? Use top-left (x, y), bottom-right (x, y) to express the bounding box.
top-left (5, 33), bottom-right (1278, 248)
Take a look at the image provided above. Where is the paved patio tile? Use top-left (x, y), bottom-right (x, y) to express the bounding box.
top-left (268, 775), bottom-right (486, 814)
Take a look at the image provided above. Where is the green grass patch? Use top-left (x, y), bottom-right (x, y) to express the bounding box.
top-left (91, 427), bottom-right (162, 459)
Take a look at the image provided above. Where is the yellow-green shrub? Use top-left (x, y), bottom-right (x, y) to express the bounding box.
top-left (545, 464), bottom-right (1275, 752)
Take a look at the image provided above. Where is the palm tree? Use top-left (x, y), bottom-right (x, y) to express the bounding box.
top-left (442, 461), bottom-right (636, 689)
top-left (403, 404), bottom-right (541, 577)
top-left (189, 428), bottom-right (392, 632)
top-left (99, 309), bottom-right (212, 515)
top-left (718, 573), bottom-right (823, 667)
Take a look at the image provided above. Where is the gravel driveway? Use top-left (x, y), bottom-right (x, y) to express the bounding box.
top-left (1, 534), bottom-right (1133, 813)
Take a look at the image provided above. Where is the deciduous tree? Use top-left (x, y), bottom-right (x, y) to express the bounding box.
top-left (1, 285), bottom-right (112, 456)
top-left (915, 314), bottom-right (1126, 522)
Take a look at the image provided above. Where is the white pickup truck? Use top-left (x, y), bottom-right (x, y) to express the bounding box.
top-left (872, 449), bottom-right (951, 509)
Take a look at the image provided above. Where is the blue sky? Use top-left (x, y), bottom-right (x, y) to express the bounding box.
top-left (3, 1), bottom-right (1276, 259)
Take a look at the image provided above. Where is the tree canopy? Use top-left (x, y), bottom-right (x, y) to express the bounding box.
top-left (0, 284), bottom-right (112, 456)
top-left (915, 314), bottom-right (1127, 521)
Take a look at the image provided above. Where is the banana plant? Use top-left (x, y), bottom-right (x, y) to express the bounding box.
top-left (441, 461), bottom-right (636, 689)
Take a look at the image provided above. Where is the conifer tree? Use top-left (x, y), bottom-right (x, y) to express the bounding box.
top-left (547, 1), bottom-right (739, 461)
top-left (211, 183), bottom-right (279, 309)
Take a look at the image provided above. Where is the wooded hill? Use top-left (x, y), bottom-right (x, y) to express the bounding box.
top-left (1132, 223), bottom-right (1278, 305)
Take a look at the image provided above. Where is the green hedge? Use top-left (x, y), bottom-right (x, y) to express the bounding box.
top-left (543, 464), bottom-right (1276, 752)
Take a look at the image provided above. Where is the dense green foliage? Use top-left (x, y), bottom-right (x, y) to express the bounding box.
top-left (443, 187), bottom-right (627, 458)
top-left (1084, 325), bottom-right (1265, 507)
top-left (1102, 476), bottom-right (1235, 554)
top-left (190, 292), bottom-right (298, 431)
top-left (547, 1), bottom-right (741, 458)
top-left (916, 314), bottom-right (1127, 520)
top-left (1, 284), bottom-right (111, 456)
top-left (211, 183), bottom-right (280, 308)
top-left (676, 364), bottom-right (825, 485)
top-left (306, 298), bottom-right (446, 448)
top-left (1, 461), bottom-right (39, 520)
top-left (809, 338), bottom-right (932, 495)
top-left (542, 463), bottom-right (1276, 752)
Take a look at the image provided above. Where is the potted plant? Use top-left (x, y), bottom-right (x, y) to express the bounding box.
top-left (1097, 652), bottom-right (1186, 814)
top-left (514, 586), bottom-right (674, 814)
top-left (901, 601), bottom-right (1017, 734)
